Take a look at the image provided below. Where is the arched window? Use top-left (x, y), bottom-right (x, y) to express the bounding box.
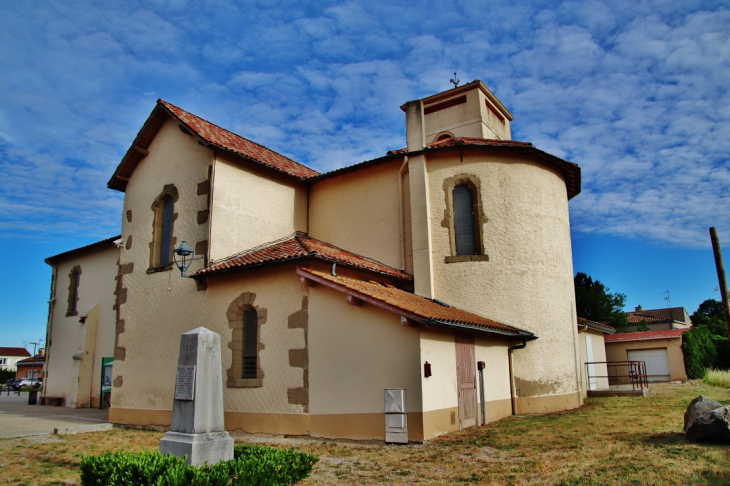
top-left (442, 175), bottom-right (489, 263)
top-left (159, 196), bottom-right (173, 266)
top-left (453, 184), bottom-right (477, 255)
top-left (226, 291), bottom-right (266, 387)
top-left (149, 185), bottom-right (178, 270)
top-left (242, 308), bottom-right (258, 379)
top-left (434, 132), bottom-right (454, 142)
top-left (66, 265), bottom-right (82, 316)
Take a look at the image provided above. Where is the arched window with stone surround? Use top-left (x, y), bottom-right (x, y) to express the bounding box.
top-left (66, 265), bottom-right (82, 316)
top-left (149, 185), bottom-right (178, 271)
top-left (227, 291), bottom-right (266, 387)
top-left (453, 184), bottom-right (478, 255)
top-left (242, 308), bottom-right (258, 379)
top-left (442, 175), bottom-right (489, 263)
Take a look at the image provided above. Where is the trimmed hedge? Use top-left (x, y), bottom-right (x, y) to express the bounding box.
top-left (80, 444), bottom-right (318, 486)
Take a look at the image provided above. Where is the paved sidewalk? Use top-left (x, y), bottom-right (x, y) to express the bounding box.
top-left (0, 391), bottom-right (109, 438)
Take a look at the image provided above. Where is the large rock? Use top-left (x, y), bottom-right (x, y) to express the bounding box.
top-left (683, 395), bottom-right (730, 443)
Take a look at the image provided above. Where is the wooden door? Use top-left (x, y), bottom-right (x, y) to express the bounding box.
top-left (456, 335), bottom-right (477, 428)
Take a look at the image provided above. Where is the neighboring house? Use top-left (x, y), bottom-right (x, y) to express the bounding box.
top-left (0, 347), bottom-right (31, 372)
top-left (45, 80), bottom-right (585, 442)
top-left (623, 306), bottom-right (692, 332)
top-left (43, 236), bottom-right (119, 408)
top-left (16, 350), bottom-right (45, 380)
top-left (604, 328), bottom-right (689, 383)
top-left (577, 318), bottom-right (615, 393)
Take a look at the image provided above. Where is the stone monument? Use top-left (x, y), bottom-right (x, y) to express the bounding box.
top-left (159, 327), bottom-right (234, 466)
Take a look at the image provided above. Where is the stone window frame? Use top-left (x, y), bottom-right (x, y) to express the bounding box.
top-left (148, 184), bottom-right (179, 273)
top-left (226, 291), bottom-right (267, 388)
top-left (441, 174), bottom-right (489, 263)
top-left (66, 265), bottom-right (82, 316)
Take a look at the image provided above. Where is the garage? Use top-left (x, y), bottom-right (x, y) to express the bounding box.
top-left (627, 348), bottom-right (670, 382)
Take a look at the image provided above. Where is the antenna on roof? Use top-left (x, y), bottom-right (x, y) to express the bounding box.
top-left (450, 72), bottom-right (460, 88)
top-left (663, 290), bottom-right (671, 309)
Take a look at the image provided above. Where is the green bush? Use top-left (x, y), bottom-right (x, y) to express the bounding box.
top-left (683, 326), bottom-right (717, 379)
top-left (79, 444), bottom-right (318, 486)
top-left (683, 327), bottom-right (730, 378)
top-left (711, 334), bottom-right (730, 370)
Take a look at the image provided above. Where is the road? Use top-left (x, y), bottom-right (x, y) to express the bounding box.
top-left (0, 390), bottom-right (109, 438)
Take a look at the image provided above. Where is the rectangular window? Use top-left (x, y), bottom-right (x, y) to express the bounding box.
top-left (0, 358), bottom-right (6, 366)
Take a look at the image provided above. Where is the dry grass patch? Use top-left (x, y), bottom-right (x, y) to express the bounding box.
top-left (2, 382), bottom-right (729, 485)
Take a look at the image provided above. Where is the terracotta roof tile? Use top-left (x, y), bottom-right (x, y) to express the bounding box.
top-left (387, 137), bottom-right (534, 155)
top-left (159, 100), bottom-right (319, 179)
top-left (627, 314), bottom-right (668, 324)
top-left (0, 347), bottom-right (31, 357)
top-left (197, 233), bottom-right (411, 280)
top-left (298, 268), bottom-right (532, 337)
top-left (577, 317), bottom-right (616, 334)
top-left (604, 328), bottom-right (690, 343)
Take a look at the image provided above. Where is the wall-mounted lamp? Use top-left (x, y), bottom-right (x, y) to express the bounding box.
top-left (173, 241), bottom-right (195, 278)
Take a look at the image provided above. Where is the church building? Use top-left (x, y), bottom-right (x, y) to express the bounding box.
top-left (43, 80), bottom-right (583, 442)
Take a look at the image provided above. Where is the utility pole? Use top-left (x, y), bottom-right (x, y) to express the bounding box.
top-left (709, 227), bottom-right (730, 338)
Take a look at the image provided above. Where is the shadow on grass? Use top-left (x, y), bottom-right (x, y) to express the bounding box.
top-left (644, 431), bottom-right (686, 446)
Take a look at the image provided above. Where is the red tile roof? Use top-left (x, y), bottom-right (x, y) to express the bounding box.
top-left (0, 347), bottom-right (31, 357)
top-left (387, 137), bottom-right (534, 154)
top-left (604, 328), bottom-right (690, 343)
top-left (159, 100), bottom-right (319, 179)
top-left (577, 317), bottom-right (616, 334)
top-left (196, 232), bottom-right (411, 280)
top-left (627, 314), bottom-right (668, 324)
top-left (108, 100), bottom-right (319, 191)
top-left (297, 268), bottom-right (533, 337)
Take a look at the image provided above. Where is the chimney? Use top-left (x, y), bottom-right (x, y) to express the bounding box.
top-left (635, 305), bottom-right (643, 312)
top-left (38, 348), bottom-right (45, 357)
top-left (405, 100), bottom-right (425, 152)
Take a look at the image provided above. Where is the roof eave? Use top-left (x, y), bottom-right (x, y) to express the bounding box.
top-left (195, 254), bottom-right (412, 281)
top-left (427, 318), bottom-right (535, 339)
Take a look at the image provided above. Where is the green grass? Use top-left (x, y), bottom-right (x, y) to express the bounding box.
top-left (704, 369), bottom-right (730, 388)
top-left (2, 382), bottom-right (730, 485)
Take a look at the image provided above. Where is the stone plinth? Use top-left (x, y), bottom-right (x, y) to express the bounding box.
top-left (159, 327), bottom-right (234, 466)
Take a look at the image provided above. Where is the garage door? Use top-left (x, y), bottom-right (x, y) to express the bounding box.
top-left (627, 348), bottom-right (670, 382)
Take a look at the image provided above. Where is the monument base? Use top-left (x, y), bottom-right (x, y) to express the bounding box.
top-left (159, 430), bottom-right (234, 466)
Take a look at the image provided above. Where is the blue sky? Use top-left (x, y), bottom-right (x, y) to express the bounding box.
top-left (1, 0), bottom-right (729, 349)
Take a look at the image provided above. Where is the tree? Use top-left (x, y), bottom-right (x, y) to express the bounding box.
top-left (691, 299), bottom-right (727, 337)
top-left (574, 272), bottom-right (628, 328)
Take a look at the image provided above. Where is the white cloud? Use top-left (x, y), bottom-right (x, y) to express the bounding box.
top-left (0, 0), bottom-right (729, 250)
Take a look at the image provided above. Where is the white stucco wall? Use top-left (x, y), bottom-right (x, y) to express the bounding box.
top-left (426, 150), bottom-right (580, 407)
top-left (308, 284), bottom-right (422, 415)
top-left (44, 244), bottom-right (118, 407)
top-left (209, 152), bottom-right (308, 261)
top-left (309, 160), bottom-right (404, 270)
top-left (114, 116), bottom-right (215, 411)
top-left (578, 329), bottom-right (609, 392)
top-left (419, 329), bottom-right (458, 413)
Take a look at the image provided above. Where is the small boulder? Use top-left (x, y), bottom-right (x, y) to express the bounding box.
top-left (684, 395), bottom-right (730, 443)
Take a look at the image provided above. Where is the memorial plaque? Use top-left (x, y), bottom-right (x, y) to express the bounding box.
top-left (175, 365), bottom-right (196, 400)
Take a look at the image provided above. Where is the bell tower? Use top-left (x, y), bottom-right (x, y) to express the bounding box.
top-left (409, 80), bottom-right (514, 143)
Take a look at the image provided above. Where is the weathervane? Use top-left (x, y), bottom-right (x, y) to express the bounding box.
top-left (450, 72), bottom-right (460, 88)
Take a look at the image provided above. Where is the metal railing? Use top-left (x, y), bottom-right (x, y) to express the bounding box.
top-left (585, 360), bottom-right (648, 390)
